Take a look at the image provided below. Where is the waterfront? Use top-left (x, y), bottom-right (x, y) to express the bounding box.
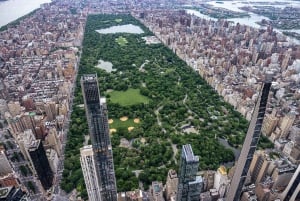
top-left (0, 0), bottom-right (51, 27)
top-left (187, 0), bottom-right (300, 37)
top-left (186, 1), bottom-right (300, 44)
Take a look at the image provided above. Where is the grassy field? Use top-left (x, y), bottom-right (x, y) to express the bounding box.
top-left (109, 88), bottom-right (149, 106)
top-left (115, 36), bottom-right (128, 46)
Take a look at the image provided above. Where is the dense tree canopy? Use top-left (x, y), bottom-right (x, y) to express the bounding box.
top-left (62, 14), bottom-right (256, 196)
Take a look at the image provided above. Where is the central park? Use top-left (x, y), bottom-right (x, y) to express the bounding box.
top-left (61, 14), bottom-right (272, 198)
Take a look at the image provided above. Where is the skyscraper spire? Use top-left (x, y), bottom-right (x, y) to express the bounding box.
top-left (226, 72), bottom-right (273, 201)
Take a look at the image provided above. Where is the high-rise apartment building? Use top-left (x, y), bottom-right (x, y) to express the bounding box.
top-left (249, 150), bottom-right (271, 185)
top-left (81, 74), bottom-right (117, 201)
top-left (80, 145), bottom-right (102, 201)
top-left (150, 181), bottom-right (164, 201)
top-left (18, 129), bottom-right (53, 190)
top-left (213, 166), bottom-right (229, 198)
top-left (28, 140), bottom-right (54, 190)
top-left (279, 112), bottom-right (296, 139)
top-left (0, 148), bottom-right (13, 176)
top-left (165, 169), bottom-right (178, 201)
top-left (0, 186), bottom-right (28, 200)
top-left (281, 164), bottom-right (300, 201)
top-left (226, 73), bottom-right (272, 201)
top-left (176, 144), bottom-right (203, 201)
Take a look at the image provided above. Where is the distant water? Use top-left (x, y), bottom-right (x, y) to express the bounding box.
top-left (186, 0), bottom-right (300, 44)
top-left (0, 0), bottom-right (51, 27)
top-left (96, 24), bottom-right (144, 34)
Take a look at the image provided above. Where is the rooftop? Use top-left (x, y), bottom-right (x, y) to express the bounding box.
top-left (183, 144), bottom-right (199, 162)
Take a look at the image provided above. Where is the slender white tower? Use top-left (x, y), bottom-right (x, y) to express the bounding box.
top-left (80, 145), bottom-right (102, 201)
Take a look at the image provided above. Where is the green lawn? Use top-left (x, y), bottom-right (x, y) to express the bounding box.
top-left (109, 88), bottom-right (149, 106)
top-left (115, 36), bottom-right (128, 46)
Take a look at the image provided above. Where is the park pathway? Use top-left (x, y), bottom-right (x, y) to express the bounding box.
top-left (154, 105), bottom-right (166, 133)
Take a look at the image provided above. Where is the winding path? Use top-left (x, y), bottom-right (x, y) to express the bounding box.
top-left (168, 139), bottom-right (178, 164)
top-left (154, 105), bottom-right (166, 133)
top-left (182, 93), bottom-right (199, 118)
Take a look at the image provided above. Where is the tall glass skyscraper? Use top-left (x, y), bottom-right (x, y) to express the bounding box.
top-left (281, 165), bottom-right (300, 201)
top-left (226, 73), bottom-right (273, 201)
top-left (80, 145), bottom-right (102, 201)
top-left (28, 140), bottom-right (53, 190)
top-left (176, 144), bottom-right (203, 201)
top-left (81, 74), bottom-right (117, 201)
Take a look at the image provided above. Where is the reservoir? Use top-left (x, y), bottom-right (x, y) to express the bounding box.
top-left (96, 24), bottom-right (144, 34)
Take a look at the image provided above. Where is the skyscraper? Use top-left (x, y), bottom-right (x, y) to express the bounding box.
top-left (280, 164), bottom-right (300, 201)
top-left (176, 144), bottom-right (203, 201)
top-left (28, 140), bottom-right (53, 190)
top-left (165, 169), bottom-right (178, 201)
top-left (213, 166), bottom-right (229, 198)
top-left (81, 74), bottom-right (117, 201)
top-left (226, 73), bottom-right (273, 201)
top-left (80, 145), bottom-right (102, 201)
top-left (0, 148), bottom-right (13, 176)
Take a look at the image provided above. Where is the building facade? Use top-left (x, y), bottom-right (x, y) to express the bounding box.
top-left (0, 149), bottom-right (13, 176)
top-left (150, 181), bottom-right (164, 201)
top-left (176, 144), bottom-right (202, 201)
top-left (165, 169), bottom-right (178, 201)
top-left (80, 145), bottom-right (102, 201)
top-left (213, 166), bottom-right (229, 198)
top-left (28, 140), bottom-right (53, 190)
top-left (226, 74), bottom-right (272, 201)
top-left (81, 74), bottom-right (117, 201)
top-left (281, 164), bottom-right (300, 201)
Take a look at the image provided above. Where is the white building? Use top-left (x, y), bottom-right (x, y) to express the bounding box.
top-left (46, 148), bottom-right (59, 173)
top-left (0, 149), bottom-right (13, 176)
top-left (213, 166), bottom-right (229, 198)
top-left (80, 145), bottom-right (102, 201)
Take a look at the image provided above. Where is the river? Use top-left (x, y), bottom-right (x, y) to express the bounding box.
top-left (0, 0), bottom-right (51, 27)
top-left (186, 0), bottom-right (300, 44)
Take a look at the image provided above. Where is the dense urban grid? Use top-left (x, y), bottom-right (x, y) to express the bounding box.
top-left (0, 0), bottom-right (299, 201)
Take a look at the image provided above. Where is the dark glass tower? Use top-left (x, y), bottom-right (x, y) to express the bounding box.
top-left (28, 140), bottom-right (53, 190)
top-left (176, 144), bottom-right (203, 201)
top-left (281, 165), bottom-right (300, 201)
top-left (81, 74), bottom-right (117, 201)
top-left (226, 73), bottom-right (273, 201)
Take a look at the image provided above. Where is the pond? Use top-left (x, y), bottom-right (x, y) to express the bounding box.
top-left (95, 59), bottom-right (116, 73)
top-left (96, 24), bottom-right (144, 34)
top-left (218, 137), bottom-right (241, 161)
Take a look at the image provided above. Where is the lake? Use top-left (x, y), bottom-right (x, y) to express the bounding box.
top-left (96, 24), bottom-right (144, 34)
top-left (95, 59), bottom-right (116, 73)
top-left (218, 138), bottom-right (241, 161)
top-left (0, 0), bottom-right (52, 27)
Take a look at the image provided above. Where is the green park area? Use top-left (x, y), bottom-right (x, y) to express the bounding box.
top-left (115, 36), bottom-right (128, 46)
top-left (109, 88), bottom-right (149, 106)
top-left (61, 14), bottom-right (273, 197)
